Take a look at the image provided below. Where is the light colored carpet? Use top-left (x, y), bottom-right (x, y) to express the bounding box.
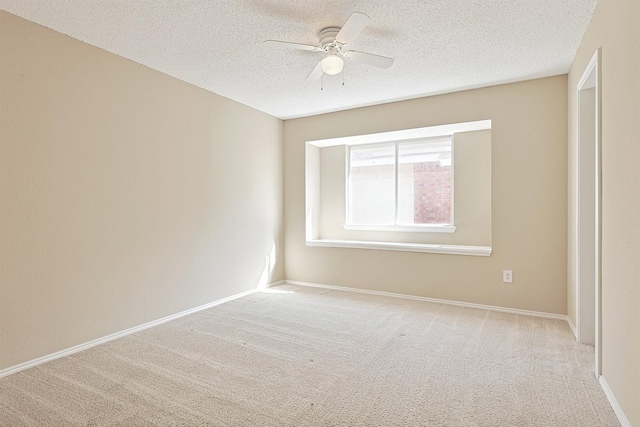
top-left (0, 284), bottom-right (619, 426)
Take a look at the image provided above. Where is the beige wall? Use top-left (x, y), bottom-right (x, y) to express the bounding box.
top-left (4, 5), bottom-right (635, 421)
top-left (317, 130), bottom-right (491, 246)
top-left (0, 12), bottom-right (283, 371)
top-left (567, 0), bottom-right (640, 424)
top-left (285, 76), bottom-right (568, 314)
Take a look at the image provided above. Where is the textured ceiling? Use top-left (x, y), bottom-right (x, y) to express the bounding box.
top-left (0, 0), bottom-right (597, 119)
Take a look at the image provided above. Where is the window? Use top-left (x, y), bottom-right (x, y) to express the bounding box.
top-left (347, 137), bottom-right (453, 230)
top-left (304, 120), bottom-right (492, 256)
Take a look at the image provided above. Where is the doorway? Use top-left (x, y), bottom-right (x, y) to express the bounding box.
top-left (576, 49), bottom-right (601, 377)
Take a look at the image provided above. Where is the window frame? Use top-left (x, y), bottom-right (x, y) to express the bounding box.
top-left (345, 136), bottom-right (455, 233)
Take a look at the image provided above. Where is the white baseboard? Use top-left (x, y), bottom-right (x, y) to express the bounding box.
top-left (0, 283), bottom-right (282, 379)
top-left (282, 280), bottom-right (567, 321)
top-left (599, 376), bottom-right (631, 427)
top-left (566, 315), bottom-right (578, 339)
top-left (0, 278), bottom-right (573, 380)
top-left (265, 280), bottom-right (285, 288)
top-left (5, 277), bottom-right (627, 426)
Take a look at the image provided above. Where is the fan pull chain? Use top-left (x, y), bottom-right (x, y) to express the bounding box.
top-left (320, 74), bottom-right (324, 91)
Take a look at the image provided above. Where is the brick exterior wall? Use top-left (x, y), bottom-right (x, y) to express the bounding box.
top-left (413, 162), bottom-right (452, 224)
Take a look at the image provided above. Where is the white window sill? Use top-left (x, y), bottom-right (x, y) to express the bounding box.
top-left (343, 224), bottom-right (456, 233)
top-left (306, 239), bottom-right (491, 256)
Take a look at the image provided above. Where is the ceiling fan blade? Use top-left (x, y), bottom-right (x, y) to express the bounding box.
top-left (264, 40), bottom-right (322, 52)
top-left (346, 50), bottom-right (394, 69)
top-left (306, 60), bottom-right (324, 82)
top-left (335, 12), bottom-right (370, 44)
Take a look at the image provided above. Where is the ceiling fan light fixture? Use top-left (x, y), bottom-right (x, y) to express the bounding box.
top-left (266, 12), bottom-right (393, 82)
top-left (321, 55), bottom-right (344, 75)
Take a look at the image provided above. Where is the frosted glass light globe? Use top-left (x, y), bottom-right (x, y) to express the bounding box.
top-left (321, 55), bottom-right (344, 75)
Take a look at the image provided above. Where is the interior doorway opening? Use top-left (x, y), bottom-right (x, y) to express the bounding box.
top-left (576, 49), bottom-right (601, 377)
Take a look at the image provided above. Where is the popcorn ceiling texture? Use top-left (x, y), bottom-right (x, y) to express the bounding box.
top-left (0, 0), bottom-right (597, 119)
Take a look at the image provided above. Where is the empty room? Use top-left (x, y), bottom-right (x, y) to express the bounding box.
top-left (1, 1), bottom-right (638, 426)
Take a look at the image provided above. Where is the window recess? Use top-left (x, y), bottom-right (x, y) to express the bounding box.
top-left (305, 120), bottom-right (492, 255)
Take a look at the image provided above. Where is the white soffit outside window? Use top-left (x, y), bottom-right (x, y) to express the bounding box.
top-left (305, 120), bottom-right (492, 256)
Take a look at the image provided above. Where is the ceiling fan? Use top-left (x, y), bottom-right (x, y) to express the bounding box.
top-left (264, 12), bottom-right (394, 82)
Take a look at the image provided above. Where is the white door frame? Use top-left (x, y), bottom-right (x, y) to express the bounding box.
top-left (575, 48), bottom-right (602, 377)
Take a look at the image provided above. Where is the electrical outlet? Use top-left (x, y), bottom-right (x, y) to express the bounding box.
top-left (503, 270), bottom-right (513, 283)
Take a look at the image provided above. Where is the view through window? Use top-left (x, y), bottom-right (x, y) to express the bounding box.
top-left (347, 137), bottom-right (453, 227)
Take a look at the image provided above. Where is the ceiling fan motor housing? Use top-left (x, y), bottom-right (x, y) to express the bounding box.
top-left (318, 27), bottom-right (341, 50)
